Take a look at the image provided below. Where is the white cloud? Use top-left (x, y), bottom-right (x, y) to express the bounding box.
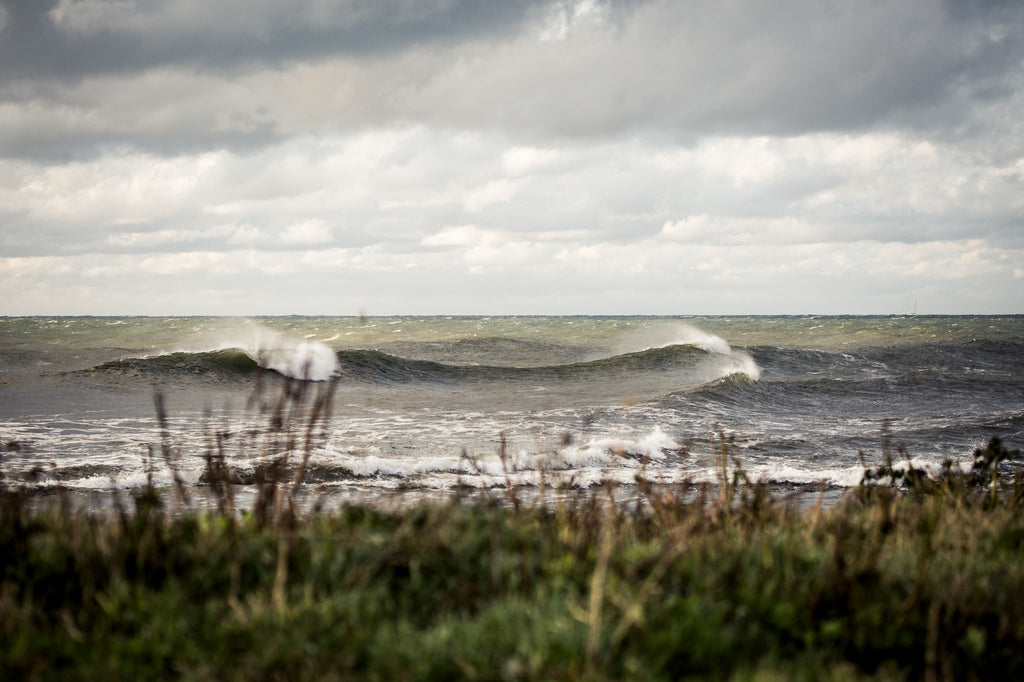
top-left (7, 151), bottom-right (222, 226)
top-left (659, 215), bottom-right (824, 245)
top-left (501, 146), bottom-right (561, 177)
top-left (0, 256), bottom-right (75, 279)
top-left (462, 178), bottom-right (521, 212)
top-left (2, 124), bottom-right (1021, 314)
top-left (421, 225), bottom-right (490, 247)
top-left (105, 228), bottom-right (209, 248)
top-left (225, 224), bottom-right (268, 246)
top-left (420, 225), bottom-right (550, 272)
top-left (689, 137), bottom-right (789, 186)
top-left (463, 241), bottom-right (548, 274)
top-left (280, 219), bottom-right (333, 245)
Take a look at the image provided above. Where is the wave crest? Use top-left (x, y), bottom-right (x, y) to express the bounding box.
top-left (249, 340), bottom-right (339, 381)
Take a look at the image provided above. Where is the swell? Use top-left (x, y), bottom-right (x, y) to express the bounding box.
top-left (79, 342), bottom-right (756, 387)
top-left (86, 349), bottom-right (260, 381)
top-left (861, 338), bottom-right (1024, 377)
top-left (338, 343), bottom-right (714, 383)
top-left (679, 355), bottom-right (1024, 433)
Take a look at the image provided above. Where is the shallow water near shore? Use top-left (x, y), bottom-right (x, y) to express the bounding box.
top-left (2, 315), bottom-right (1022, 507)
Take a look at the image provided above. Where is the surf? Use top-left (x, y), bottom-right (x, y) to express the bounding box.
top-left (86, 325), bottom-right (342, 382)
top-left (82, 325), bottom-right (762, 401)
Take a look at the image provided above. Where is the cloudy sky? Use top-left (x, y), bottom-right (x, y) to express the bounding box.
top-left (1, 0), bottom-right (1022, 315)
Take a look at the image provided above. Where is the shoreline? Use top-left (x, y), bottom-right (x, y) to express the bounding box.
top-left (14, 477), bottom-right (856, 516)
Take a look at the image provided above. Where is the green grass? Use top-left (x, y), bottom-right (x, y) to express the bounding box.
top-left (3, 436), bottom-right (1024, 680)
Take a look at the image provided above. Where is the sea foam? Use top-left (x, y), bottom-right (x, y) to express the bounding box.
top-left (672, 324), bottom-right (762, 382)
top-left (239, 324), bottom-right (340, 381)
top-left (251, 339), bottom-right (339, 381)
top-left (671, 324), bottom-right (733, 355)
top-left (619, 323), bottom-right (761, 381)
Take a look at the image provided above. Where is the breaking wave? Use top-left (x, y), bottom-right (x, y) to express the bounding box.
top-left (85, 337), bottom-right (761, 388)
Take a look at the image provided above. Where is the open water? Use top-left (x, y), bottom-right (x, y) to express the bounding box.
top-left (1, 316), bottom-right (1022, 506)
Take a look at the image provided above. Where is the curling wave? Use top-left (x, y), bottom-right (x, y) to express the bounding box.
top-left (84, 337), bottom-right (760, 391)
top-left (87, 340), bottom-right (341, 382)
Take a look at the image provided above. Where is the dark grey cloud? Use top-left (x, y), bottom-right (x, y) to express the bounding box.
top-left (0, 0), bottom-right (560, 159)
top-left (0, 0), bottom-right (550, 83)
top-left (0, 0), bottom-right (1021, 162)
top-left (437, 0), bottom-right (1024, 139)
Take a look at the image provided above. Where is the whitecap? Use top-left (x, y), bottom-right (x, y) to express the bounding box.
top-left (251, 339), bottom-right (339, 381)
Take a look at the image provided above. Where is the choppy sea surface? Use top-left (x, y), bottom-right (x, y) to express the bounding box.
top-left (1, 316), bottom-right (1022, 506)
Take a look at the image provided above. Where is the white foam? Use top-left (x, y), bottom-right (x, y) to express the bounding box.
top-left (308, 426), bottom-right (684, 490)
top-left (62, 471), bottom-right (196, 490)
top-left (251, 339), bottom-right (339, 381)
top-left (672, 325), bottom-right (763, 382)
top-left (634, 323), bottom-right (733, 355)
top-left (151, 320), bottom-right (341, 381)
top-left (724, 349), bottom-right (762, 381)
top-left (619, 323), bottom-right (761, 381)
top-left (676, 325), bottom-right (733, 355)
top-left (558, 426), bottom-right (678, 467)
top-left (237, 323), bottom-right (340, 381)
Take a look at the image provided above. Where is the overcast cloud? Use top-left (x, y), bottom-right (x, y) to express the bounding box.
top-left (1, 0), bottom-right (1022, 315)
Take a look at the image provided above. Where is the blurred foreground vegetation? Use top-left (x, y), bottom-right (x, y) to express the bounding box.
top-left (3, 434), bottom-right (1024, 681)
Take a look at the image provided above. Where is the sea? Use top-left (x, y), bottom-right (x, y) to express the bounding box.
top-left (1, 315), bottom-right (1022, 509)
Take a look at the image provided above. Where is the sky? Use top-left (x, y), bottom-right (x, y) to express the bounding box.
top-left (1, 0), bottom-right (1022, 316)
